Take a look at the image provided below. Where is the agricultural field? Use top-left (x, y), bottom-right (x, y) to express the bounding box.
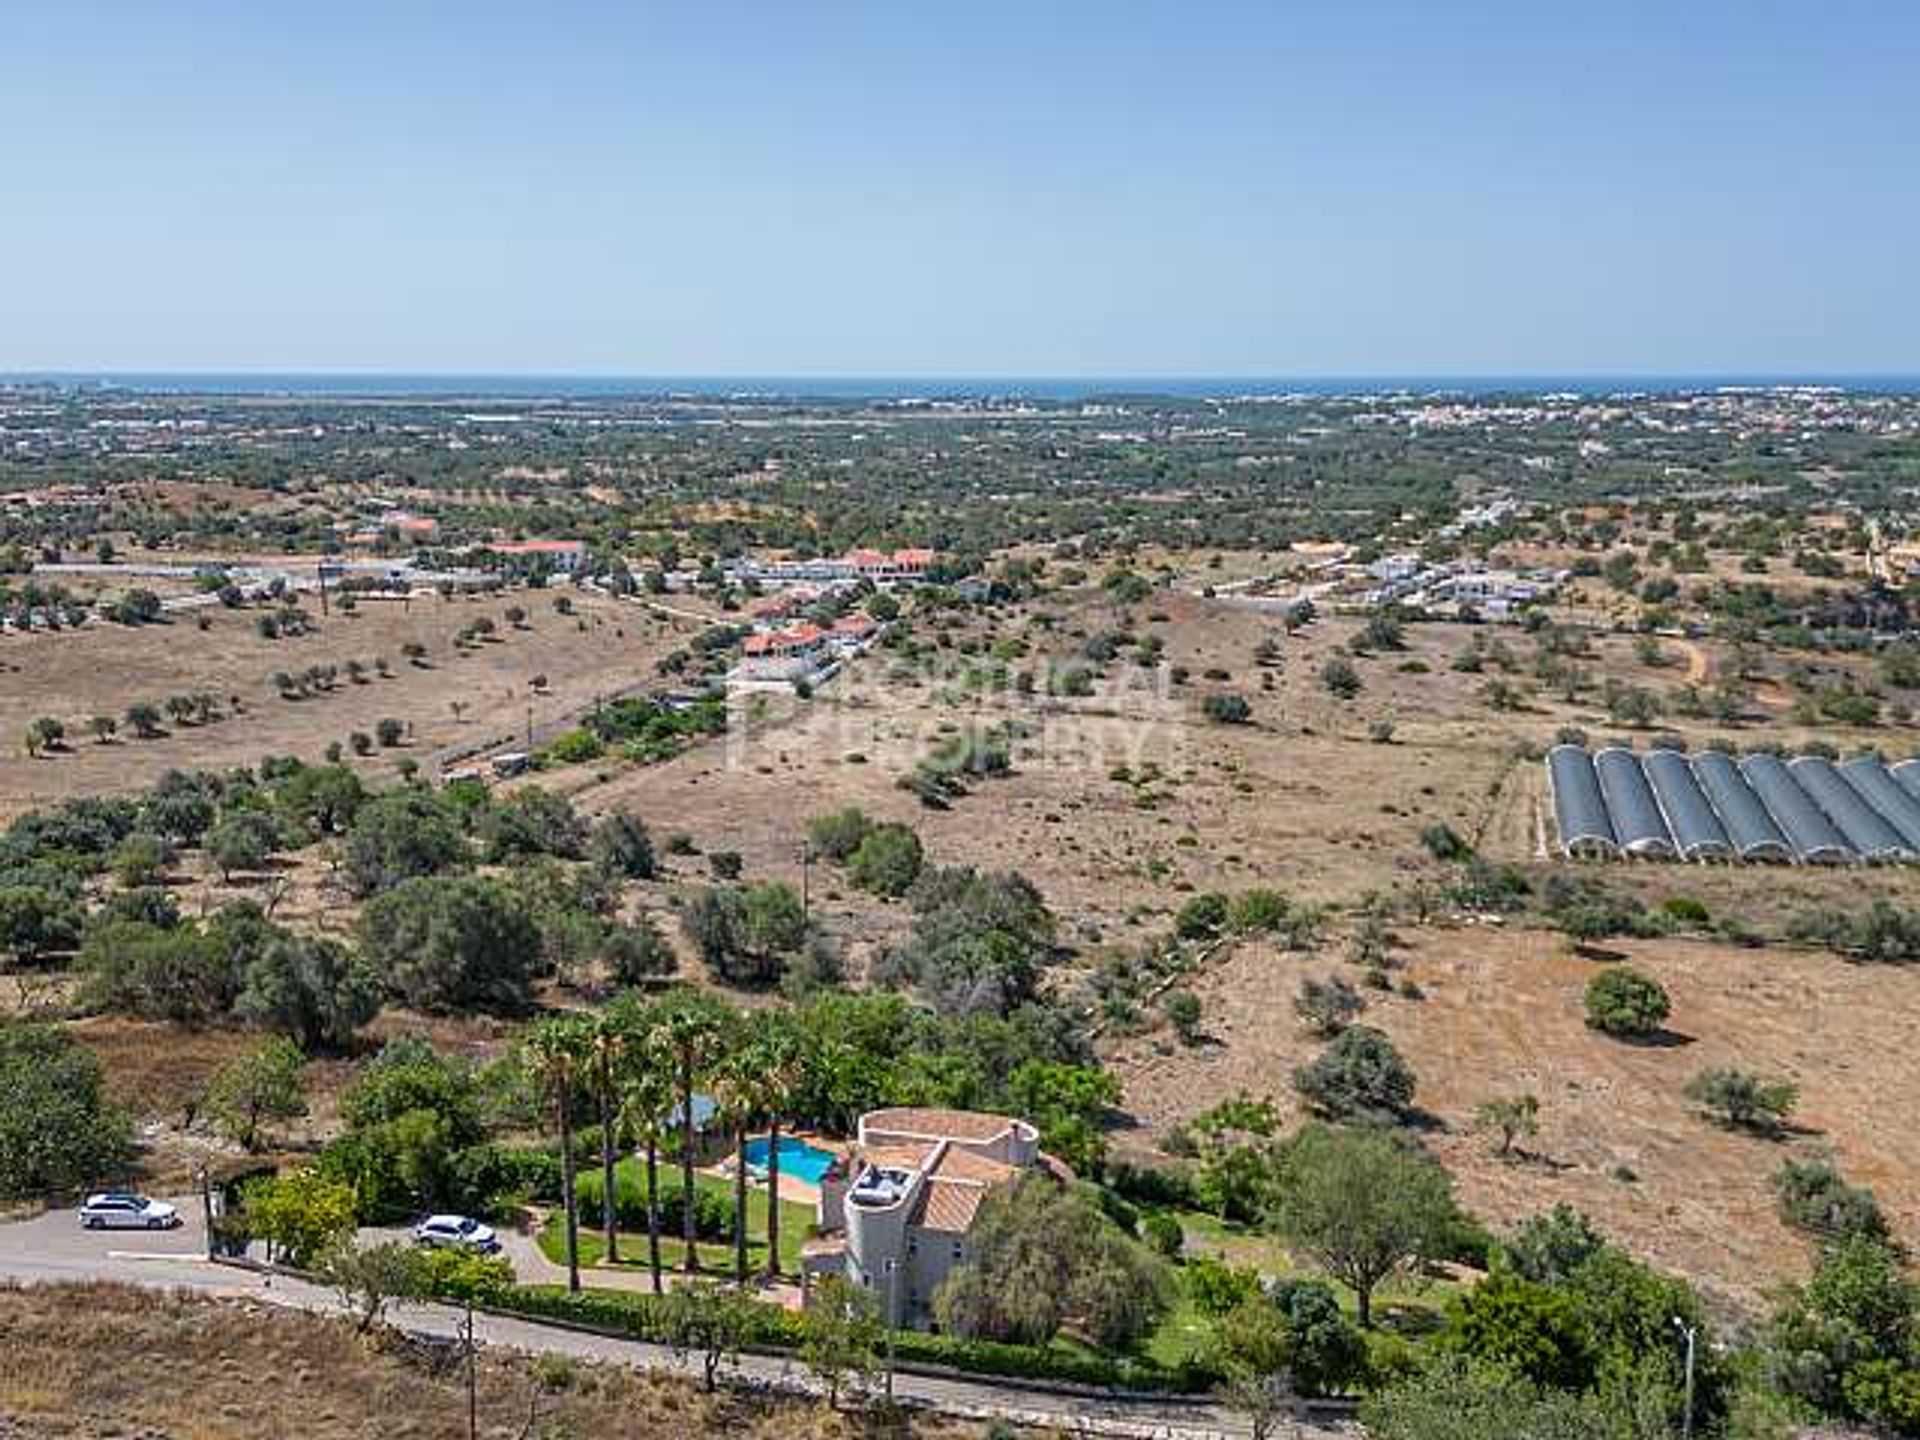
top-left (0, 581), bottom-right (700, 824)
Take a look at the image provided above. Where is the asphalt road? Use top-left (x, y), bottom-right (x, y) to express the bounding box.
top-left (0, 1198), bottom-right (1352, 1439)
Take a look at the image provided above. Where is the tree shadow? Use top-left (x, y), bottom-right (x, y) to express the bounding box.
top-left (1571, 942), bottom-right (1631, 963)
top-left (1609, 1027), bottom-right (1695, 1050)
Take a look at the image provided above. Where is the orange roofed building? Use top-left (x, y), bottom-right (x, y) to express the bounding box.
top-left (807, 1107), bottom-right (1062, 1327)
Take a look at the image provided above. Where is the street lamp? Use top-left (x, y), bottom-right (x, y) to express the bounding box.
top-left (1671, 1315), bottom-right (1697, 1440)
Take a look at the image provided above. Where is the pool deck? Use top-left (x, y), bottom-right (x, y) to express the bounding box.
top-left (703, 1133), bottom-right (844, 1210)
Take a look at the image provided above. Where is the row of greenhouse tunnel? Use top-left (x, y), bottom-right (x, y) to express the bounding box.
top-left (1546, 744), bottom-right (1920, 864)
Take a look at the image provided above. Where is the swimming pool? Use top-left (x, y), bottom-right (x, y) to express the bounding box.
top-left (743, 1134), bottom-right (836, 1185)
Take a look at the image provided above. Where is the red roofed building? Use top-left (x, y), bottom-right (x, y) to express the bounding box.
top-left (742, 622), bottom-right (826, 659)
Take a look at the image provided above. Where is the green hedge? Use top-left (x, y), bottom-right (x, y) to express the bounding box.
top-left (487, 1285), bottom-right (1218, 1393)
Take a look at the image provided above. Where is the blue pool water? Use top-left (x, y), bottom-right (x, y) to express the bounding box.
top-left (744, 1135), bottom-right (835, 1185)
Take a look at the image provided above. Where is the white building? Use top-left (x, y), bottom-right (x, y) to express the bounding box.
top-left (808, 1107), bottom-right (1052, 1328)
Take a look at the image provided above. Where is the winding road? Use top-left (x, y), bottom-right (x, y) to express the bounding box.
top-left (0, 1199), bottom-right (1352, 1439)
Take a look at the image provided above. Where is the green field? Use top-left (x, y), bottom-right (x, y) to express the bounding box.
top-left (540, 1161), bottom-right (816, 1278)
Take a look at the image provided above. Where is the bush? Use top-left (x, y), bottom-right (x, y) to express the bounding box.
top-left (1420, 821), bottom-right (1474, 867)
top-left (1295, 973), bottom-right (1364, 1036)
top-left (846, 822), bottom-right (924, 898)
top-left (1139, 1211), bottom-right (1184, 1257)
top-left (1293, 1025), bottom-right (1417, 1123)
top-left (1228, 888), bottom-right (1291, 933)
top-left (1583, 967), bottom-right (1671, 1037)
top-left (1773, 1158), bottom-right (1889, 1244)
top-left (588, 813), bottom-right (656, 880)
top-left (1201, 692), bottom-right (1252, 724)
top-left (1174, 892), bottom-right (1230, 941)
top-left (808, 808), bottom-right (873, 862)
top-left (542, 728), bottom-right (606, 765)
top-left (1320, 657), bottom-right (1361, 699)
top-left (1161, 989), bottom-right (1203, 1044)
top-left (1683, 1067), bottom-right (1796, 1133)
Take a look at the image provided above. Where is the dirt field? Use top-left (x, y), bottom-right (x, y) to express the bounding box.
top-left (1108, 922), bottom-right (1920, 1313)
top-left (0, 586), bottom-right (701, 823)
top-left (0, 1282), bottom-right (999, 1439)
top-left (552, 591), bottom-right (1920, 952)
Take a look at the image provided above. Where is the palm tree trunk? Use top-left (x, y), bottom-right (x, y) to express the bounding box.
top-left (644, 1138), bottom-right (663, 1294)
top-left (557, 1086), bottom-right (580, 1294)
top-left (679, 1053), bottom-right (698, 1272)
top-left (733, 1122), bottom-right (749, 1285)
top-left (600, 1088), bottom-right (619, 1265)
top-left (763, 1119), bottom-right (782, 1281)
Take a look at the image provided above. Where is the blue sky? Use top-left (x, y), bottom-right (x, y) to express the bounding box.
top-left (3, 1), bottom-right (1915, 376)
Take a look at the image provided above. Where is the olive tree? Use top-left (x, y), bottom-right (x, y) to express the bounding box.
top-left (1270, 1123), bottom-right (1460, 1327)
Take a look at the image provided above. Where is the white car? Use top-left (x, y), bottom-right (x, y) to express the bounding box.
top-left (79, 1193), bottom-right (180, 1230)
top-left (412, 1214), bottom-right (500, 1253)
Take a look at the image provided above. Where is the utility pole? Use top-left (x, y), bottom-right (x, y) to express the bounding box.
top-left (197, 1166), bottom-right (214, 1259)
top-left (883, 1259), bottom-right (899, 1401)
top-left (525, 701), bottom-right (533, 750)
top-left (800, 843), bottom-right (813, 923)
top-left (463, 1299), bottom-right (478, 1440)
top-left (1672, 1316), bottom-right (1697, 1440)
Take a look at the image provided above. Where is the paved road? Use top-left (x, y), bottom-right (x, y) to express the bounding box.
top-left (0, 1200), bottom-right (1351, 1438)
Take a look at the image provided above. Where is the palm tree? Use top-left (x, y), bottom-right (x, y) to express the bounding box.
top-left (649, 989), bottom-right (732, 1273)
top-left (523, 1015), bottom-right (589, 1293)
top-left (618, 1030), bottom-right (676, 1294)
top-left (755, 1017), bottom-right (811, 1282)
top-left (709, 1043), bottom-right (766, 1286)
top-left (586, 1006), bottom-right (636, 1265)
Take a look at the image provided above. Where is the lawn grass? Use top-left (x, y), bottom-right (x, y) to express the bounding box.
top-left (543, 1162), bottom-right (815, 1278)
top-left (1128, 1207), bottom-right (1462, 1363)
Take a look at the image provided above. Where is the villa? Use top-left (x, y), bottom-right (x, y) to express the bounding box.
top-left (806, 1106), bottom-right (1056, 1328)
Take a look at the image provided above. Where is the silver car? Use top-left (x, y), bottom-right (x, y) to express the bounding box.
top-left (79, 1193), bottom-right (180, 1230)
top-left (412, 1214), bottom-right (500, 1253)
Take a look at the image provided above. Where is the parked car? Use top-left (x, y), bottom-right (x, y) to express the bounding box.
top-left (412, 1214), bottom-right (500, 1253)
top-left (79, 1193), bottom-right (180, 1230)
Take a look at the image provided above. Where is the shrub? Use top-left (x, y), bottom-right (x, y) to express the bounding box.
top-left (807, 807), bottom-right (873, 861)
top-left (1420, 824), bottom-right (1473, 862)
top-left (1684, 1067), bottom-right (1796, 1133)
top-left (1228, 887), bottom-right (1291, 933)
top-left (1202, 692), bottom-right (1252, 724)
top-left (1583, 967), bottom-right (1671, 1037)
top-left (1139, 1211), bottom-right (1184, 1257)
top-left (1293, 1025), bottom-right (1416, 1123)
top-left (846, 822), bottom-right (924, 897)
top-left (1320, 657), bottom-right (1362, 699)
top-left (1174, 892), bottom-right (1230, 941)
top-left (1161, 989), bottom-right (1203, 1044)
top-left (1773, 1158), bottom-right (1889, 1244)
top-left (1295, 973), bottom-right (1365, 1035)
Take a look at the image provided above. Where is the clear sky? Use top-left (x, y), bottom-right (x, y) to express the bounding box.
top-left (4, 1), bottom-right (1915, 377)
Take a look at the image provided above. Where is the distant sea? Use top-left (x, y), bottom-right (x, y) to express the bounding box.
top-left (6, 372), bottom-right (1920, 402)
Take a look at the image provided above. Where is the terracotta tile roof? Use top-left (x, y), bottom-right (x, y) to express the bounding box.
top-left (910, 1178), bottom-right (989, 1234)
top-left (858, 1142), bottom-right (938, 1173)
top-left (861, 1107), bottom-right (1021, 1145)
top-left (931, 1147), bottom-right (1015, 1185)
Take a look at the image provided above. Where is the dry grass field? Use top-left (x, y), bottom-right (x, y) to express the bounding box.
top-left (0, 1282), bottom-right (1004, 1439)
top-left (0, 586), bottom-right (701, 824)
top-left (1107, 924), bottom-right (1920, 1311)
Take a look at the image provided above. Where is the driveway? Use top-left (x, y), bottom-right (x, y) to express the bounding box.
top-left (0, 1197), bottom-right (1348, 1439)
